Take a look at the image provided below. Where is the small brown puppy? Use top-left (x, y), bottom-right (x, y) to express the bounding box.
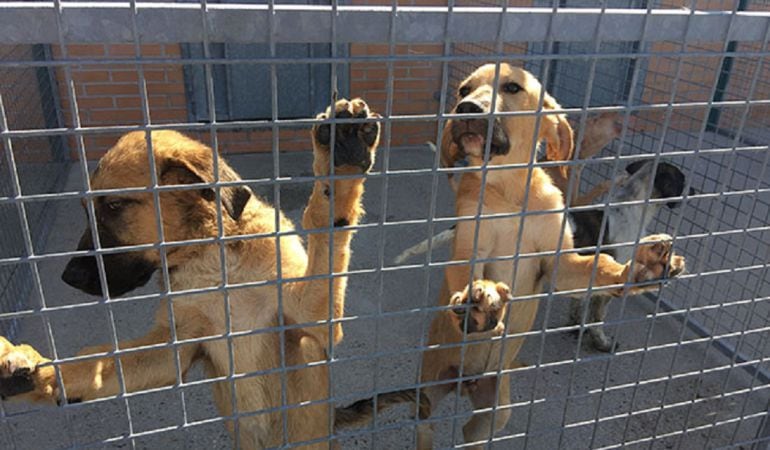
top-left (0, 98), bottom-right (380, 449)
top-left (335, 280), bottom-right (513, 432)
top-left (417, 63), bottom-right (685, 449)
top-left (446, 280), bottom-right (513, 374)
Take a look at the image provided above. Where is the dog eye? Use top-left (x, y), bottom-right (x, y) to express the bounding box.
top-left (502, 82), bottom-right (522, 94)
top-left (458, 85), bottom-right (471, 97)
top-left (105, 199), bottom-right (132, 212)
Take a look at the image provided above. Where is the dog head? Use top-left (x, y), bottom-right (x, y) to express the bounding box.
top-left (625, 160), bottom-right (692, 209)
top-left (441, 63), bottom-right (573, 175)
top-left (61, 131), bottom-right (252, 297)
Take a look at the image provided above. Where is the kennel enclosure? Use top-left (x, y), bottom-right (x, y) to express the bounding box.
top-left (0, 1), bottom-right (768, 449)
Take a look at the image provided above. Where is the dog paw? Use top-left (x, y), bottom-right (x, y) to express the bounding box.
top-left (0, 337), bottom-right (54, 401)
top-left (631, 234), bottom-right (686, 283)
top-left (619, 234), bottom-right (685, 296)
top-left (590, 332), bottom-right (618, 353)
top-left (449, 280), bottom-right (512, 335)
top-left (312, 98), bottom-right (380, 175)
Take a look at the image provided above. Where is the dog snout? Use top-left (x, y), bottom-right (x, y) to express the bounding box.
top-left (455, 100), bottom-right (485, 115)
top-left (61, 256), bottom-right (101, 295)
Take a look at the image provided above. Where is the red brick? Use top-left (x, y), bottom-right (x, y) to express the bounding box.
top-left (146, 83), bottom-right (185, 95)
top-left (167, 94), bottom-right (188, 108)
top-left (89, 109), bottom-right (145, 124)
top-left (85, 83), bottom-right (141, 96)
top-left (407, 67), bottom-right (440, 78)
top-left (64, 44), bottom-right (106, 58)
top-left (108, 44), bottom-right (165, 58)
top-left (110, 70), bottom-right (167, 83)
top-left (71, 71), bottom-right (110, 83)
top-left (162, 45), bottom-right (182, 57)
top-left (76, 97), bottom-right (115, 109)
top-left (164, 68), bottom-right (185, 82)
top-left (395, 79), bottom-right (434, 90)
top-left (149, 109), bottom-right (188, 123)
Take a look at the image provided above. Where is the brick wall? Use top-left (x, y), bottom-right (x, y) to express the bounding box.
top-left (46, 3), bottom-right (766, 159)
top-left (350, 43), bottom-right (444, 147)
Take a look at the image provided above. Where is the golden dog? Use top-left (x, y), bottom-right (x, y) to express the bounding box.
top-left (416, 64), bottom-right (685, 449)
top-left (0, 98), bottom-right (380, 449)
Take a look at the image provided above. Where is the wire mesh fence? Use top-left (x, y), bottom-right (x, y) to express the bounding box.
top-left (0, 0), bottom-right (768, 449)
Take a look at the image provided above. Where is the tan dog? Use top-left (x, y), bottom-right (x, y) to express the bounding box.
top-left (416, 64), bottom-right (685, 449)
top-left (0, 98), bottom-right (380, 449)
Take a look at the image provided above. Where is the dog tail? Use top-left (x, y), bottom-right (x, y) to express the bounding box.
top-left (393, 226), bottom-right (456, 265)
top-left (334, 388), bottom-right (430, 429)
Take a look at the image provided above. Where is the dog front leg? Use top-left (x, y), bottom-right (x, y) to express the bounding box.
top-left (445, 220), bottom-right (494, 295)
top-left (290, 98), bottom-right (380, 347)
top-left (462, 373), bottom-right (512, 450)
top-left (588, 296), bottom-right (614, 352)
top-left (549, 234), bottom-right (685, 297)
top-left (0, 316), bottom-right (202, 404)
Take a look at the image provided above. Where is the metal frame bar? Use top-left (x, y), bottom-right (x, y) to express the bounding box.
top-left (1, 4), bottom-right (770, 44)
top-left (0, 2), bottom-right (769, 449)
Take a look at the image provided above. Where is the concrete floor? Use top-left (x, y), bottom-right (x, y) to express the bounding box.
top-left (0, 135), bottom-right (768, 449)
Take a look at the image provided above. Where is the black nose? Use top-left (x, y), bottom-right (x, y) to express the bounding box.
top-left (456, 101), bottom-right (484, 115)
top-left (61, 257), bottom-right (101, 295)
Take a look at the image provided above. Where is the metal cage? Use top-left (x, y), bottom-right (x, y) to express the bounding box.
top-left (0, 1), bottom-right (768, 449)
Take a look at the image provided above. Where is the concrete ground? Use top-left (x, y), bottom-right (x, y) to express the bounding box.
top-left (0, 132), bottom-right (768, 449)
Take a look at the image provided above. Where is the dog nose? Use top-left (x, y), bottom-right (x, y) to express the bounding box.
top-left (455, 101), bottom-right (484, 115)
top-left (61, 259), bottom-right (92, 289)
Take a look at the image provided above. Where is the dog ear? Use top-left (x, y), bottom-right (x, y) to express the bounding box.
top-left (160, 156), bottom-right (252, 221)
top-left (540, 92), bottom-right (574, 179)
top-left (625, 159), bottom-right (646, 175)
top-left (654, 163), bottom-right (686, 209)
top-left (217, 164), bottom-right (253, 220)
top-left (440, 120), bottom-right (462, 169)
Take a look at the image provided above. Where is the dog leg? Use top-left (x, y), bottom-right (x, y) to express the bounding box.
top-left (290, 98), bottom-right (380, 347)
top-left (550, 234), bottom-right (685, 297)
top-left (462, 373), bottom-right (512, 450)
top-left (0, 307), bottom-right (203, 404)
top-left (445, 219), bottom-right (494, 295)
top-left (572, 179), bottom-right (614, 207)
top-left (587, 296), bottom-right (615, 352)
top-left (415, 383), bottom-right (453, 450)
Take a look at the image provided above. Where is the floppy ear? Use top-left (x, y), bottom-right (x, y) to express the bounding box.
top-left (440, 120), bottom-right (461, 169)
top-left (160, 156), bottom-right (252, 221)
top-left (625, 159), bottom-right (646, 175)
top-left (653, 163), bottom-right (687, 209)
top-left (540, 92), bottom-right (574, 179)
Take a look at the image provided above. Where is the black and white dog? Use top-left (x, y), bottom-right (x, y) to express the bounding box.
top-left (394, 159), bottom-right (691, 352)
top-left (568, 159), bottom-right (691, 351)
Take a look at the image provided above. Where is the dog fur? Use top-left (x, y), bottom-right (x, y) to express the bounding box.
top-left (569, 159), bottom-right (691, 351)
top-left (394, 114), bottom-right (620, 266)
top-left (408, 63), bottom-right (685, 449)
top-left (0, 98), bottom-right (381, 449)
